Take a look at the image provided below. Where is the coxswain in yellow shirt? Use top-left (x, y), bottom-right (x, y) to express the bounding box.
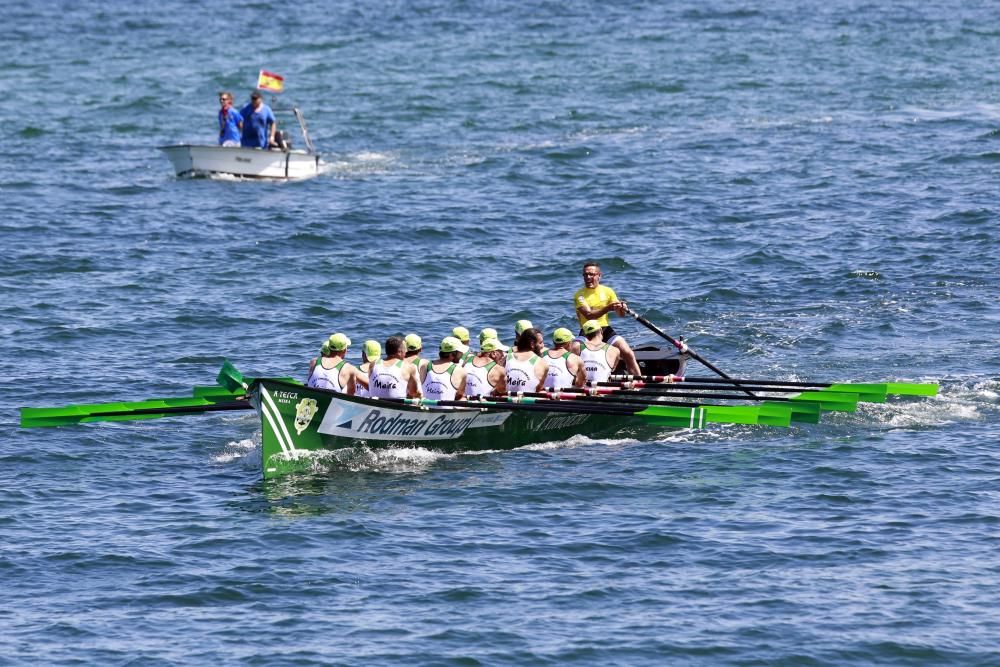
top-left (572, 261), bottom-right (642, 376)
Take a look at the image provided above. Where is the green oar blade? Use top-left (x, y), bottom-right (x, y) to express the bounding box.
top-left (753, 403), bottom-right (794, 427)
top-left (822, 384), bottom-right (887, 403)
top-left (821, 382), bottom-right (938, 398)
top-left (790, 391), bottom-right (859, 412)
top-left (217, 360), bottom-right (248, 392)
top-left (636, 404), bottom-right (783, 427)
top-left (20, 396), bottom-right (252, 428)
top-left (885, 382), bottom-right (939, 397)
top-left (763, 400), bottom-right (822, 423)
top-left (193, 385), bottom-right (246, 398)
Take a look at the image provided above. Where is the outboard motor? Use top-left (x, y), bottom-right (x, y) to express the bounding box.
top-left (273, 130), bottom-right (291, 151)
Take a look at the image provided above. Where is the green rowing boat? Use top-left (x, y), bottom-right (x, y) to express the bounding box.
top-left (19, 360), bottom-right (939, 480)
top-left (252, 377), bottom-right (667, 478)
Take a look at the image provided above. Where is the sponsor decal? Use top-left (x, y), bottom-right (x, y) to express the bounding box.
top-left (466, 411), bottom-right (511, 428)
top-left (294, 398), bottom-right (318, 435)
top-left (531, 413), bottom-right (591, 432)
top-left (507, 368), bottom-right (531, 390)
top-left (318, 403), bottom-right (477, 441)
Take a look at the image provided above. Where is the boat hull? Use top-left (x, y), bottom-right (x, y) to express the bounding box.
top-left (158, 144), bottom-right (321, 180)
top-left (251, 378), bottom-right (665, 478)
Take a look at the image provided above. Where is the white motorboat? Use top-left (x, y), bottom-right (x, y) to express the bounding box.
top-left (159, 107), bottom-right (322, 180)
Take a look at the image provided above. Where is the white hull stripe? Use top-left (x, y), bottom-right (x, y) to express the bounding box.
top-left (260, 387), bottom-right (297, 454)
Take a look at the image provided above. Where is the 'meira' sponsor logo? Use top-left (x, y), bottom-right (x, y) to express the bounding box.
top-left (354, 409), bottom-right (475, 438)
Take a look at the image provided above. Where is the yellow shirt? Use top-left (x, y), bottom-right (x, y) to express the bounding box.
top-left (573, 285), bottom-right (619, 327)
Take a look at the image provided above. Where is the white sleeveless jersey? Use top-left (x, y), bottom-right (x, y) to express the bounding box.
top-left (543, 350), bottom-right (574, 389)
top-left (465, 359), bottom-right (497, 397)
top-left (580, 344), bottom-right (613, 384)
top-left (307, 359), bottom-right (347, 393)
top-left (422, 362), bottom-right (459, 401)
top-left (354, 363), bottom-right (371, 398)
top-left (506, 351), bottom-right (539, 393)
top-left (368, 359), bottom-right (407, 399)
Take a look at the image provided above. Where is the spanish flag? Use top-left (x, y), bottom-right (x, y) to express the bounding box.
top-left (257, 70), bottom-right (285, 93)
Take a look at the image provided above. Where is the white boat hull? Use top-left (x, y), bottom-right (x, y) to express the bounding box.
top-left (158, 144), bottom-right (321, 180)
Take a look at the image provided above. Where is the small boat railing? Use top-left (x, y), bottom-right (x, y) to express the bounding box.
top-left (270, 104), bottom-right (318, 155)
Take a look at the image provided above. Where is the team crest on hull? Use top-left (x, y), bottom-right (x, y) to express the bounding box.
top-left (294, 398), bottom-right (319, 434)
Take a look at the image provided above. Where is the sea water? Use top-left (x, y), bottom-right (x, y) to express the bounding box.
top-left (1, 1), bottom-right (998, 664)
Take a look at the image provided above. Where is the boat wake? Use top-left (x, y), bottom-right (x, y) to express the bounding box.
top-left (842, 377), bottom-right (995, 429)
top-left (322, 151), bottom-right (400, 177)
top-left (211, 437), bottom-right (257, 464)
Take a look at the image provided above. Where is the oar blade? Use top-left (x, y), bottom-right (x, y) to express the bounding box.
top-left (192, 385), bottom-right (246, 398)
top-left (20, 395), bottom-right (252, 428)
top-left (763, 400), bottom-right (822, 424)
top-left (885, 382), bottom-right (939, 397)
top-left (790, 391), bottom-right (859, 412)
top-left (21, 402), bottom-right (131, 428)
top-left (217, 360), bottom-right (248, 392)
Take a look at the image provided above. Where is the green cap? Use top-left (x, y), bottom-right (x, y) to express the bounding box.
top-left (320, 340), bottom-right (331, 355)
top-left (328, 333), bottom-right (352, 351)
top-left (363, 339), bottom-right (381, 362)
top-left (553, 327), bottom-right (574, 344)
top-left (479, 327), bottom-right (498, 343)
top-left (441, 336), bottom-right (469, 355)
top-left (514, 319), bottom-right (533, 335)
top-left (480, 337), bottom-right (502, 353)
top-left (582, 320), bottom-right (602, 335)
top-left (451, 326), bottom-right (470, 343)
top-left (404, 333), bottom-right (422, 352)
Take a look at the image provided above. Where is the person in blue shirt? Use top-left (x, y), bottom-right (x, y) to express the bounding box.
top-left (239, 91), bottom-right (277, 149)
top-left (217, 91), bottom-right (242, 146)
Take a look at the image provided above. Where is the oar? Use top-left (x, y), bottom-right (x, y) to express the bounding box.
top-left (622, 305), bottom-right (757, 398)
top-left (21, 396), bottom-right (252, 428)
top-left (500, 385), bottom-right (854, 407)
top-left (606, 375), bottom-right (939, 398)
top-left (469, 389), bottom-right (842, 421)
top-left (217, 360), bottom-right (301, 392)
top-left (390, 396), bottom-right (639, 417)
top-left (390, 395), bottom-right (797, 428)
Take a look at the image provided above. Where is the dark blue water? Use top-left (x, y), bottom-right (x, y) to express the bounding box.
top-left (3, 1), bottom-right (999, 664)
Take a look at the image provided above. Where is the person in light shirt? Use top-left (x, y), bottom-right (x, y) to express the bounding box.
top-left (543, 327), bottom-right (587, 389)
top-left (368, 336), bottom-right (421, 399)
top-left (464, 338), bottom-right (508, 398)
top-left (306, 333), bottom-right (361, 394)
top-left (420, 337), bottom-right (469, 401)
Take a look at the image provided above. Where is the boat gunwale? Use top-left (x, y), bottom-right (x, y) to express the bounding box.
top-left (250, 377), bottom-right (495, 416)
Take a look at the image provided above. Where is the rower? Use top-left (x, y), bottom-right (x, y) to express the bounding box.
top-left (404, 333), bottom-right (429, 373)
top-left (479, 327), bottom-right (509, 353)
top-left (579, 320), bottom-right (621, 385)
top-left (573, 261), bottom-right (641, 376)
top-left (465, 337), bottom-right (507, 398)
top-left (306, 333), bottom-right (359, 395)
top-left (369, 335), bottom-right (421, 399)
top-left (354, 339), bottom-right (380, 398)
top-left (505, 328), bottom-right (549, 393)
top-left (543, 327), bottom-right (587, 389)
top-left (515, 319), bottom-right (547, 355)
top-left (451, 326), bottom-right (475, 365)
top-left (421, 337), bottom-right (469, 401)
top-left (306, 339), bottom-right (330, 381)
